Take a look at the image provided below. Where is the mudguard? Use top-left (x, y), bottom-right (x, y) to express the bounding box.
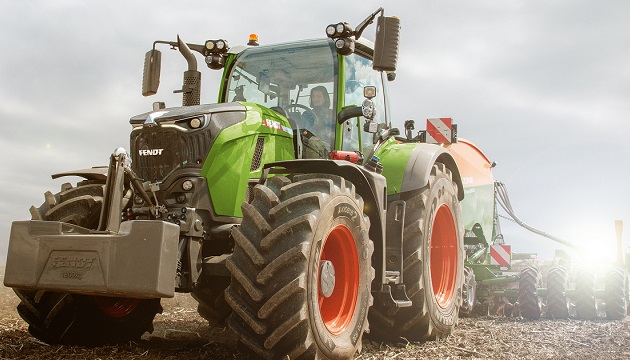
top-left (376, 139), bottom-right (464, 200)
top-left (51, 166), bottom-right (108, 181)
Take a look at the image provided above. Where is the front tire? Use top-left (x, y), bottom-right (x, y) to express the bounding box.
top-left (226, 174), bottom-right (373, 359)
top-left (191, 276), bottom-right (231, 325)
top-left (14, 181), bottom-right (162, 345)
top-left (369, 163), bottom-right (464, 341)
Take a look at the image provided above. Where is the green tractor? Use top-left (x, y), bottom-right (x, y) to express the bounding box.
top-left (4, 8), bottom-right (467, 359)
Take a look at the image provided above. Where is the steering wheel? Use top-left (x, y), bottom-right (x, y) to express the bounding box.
top-left (283, 103), bottom-right (319, 128)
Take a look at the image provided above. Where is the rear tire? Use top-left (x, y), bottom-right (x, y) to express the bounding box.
top-left (14, 181), bottom-right (162, 345)
top-left (546, 267), bottom-right (569, 319)
top-left (368, 163), bottom-right (464, 341)
top-left (226, 174), bottom-right (373, 359)
top-left (604, 267), bottom-right (627, 320)
top-left (574, 269), bottom-right (598, 320)
top-left (518, 267), bottom-right (542, 319)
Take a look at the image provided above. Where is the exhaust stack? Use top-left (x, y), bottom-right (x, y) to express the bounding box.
top-left (176, 35), bottom-right (201, 106)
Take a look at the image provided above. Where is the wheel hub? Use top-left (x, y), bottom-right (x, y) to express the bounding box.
top-left (319, 260), bottom-right (336, 298)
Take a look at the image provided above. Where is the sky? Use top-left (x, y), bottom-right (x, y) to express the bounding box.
top-left (0, 1), bottom-right (629, 265)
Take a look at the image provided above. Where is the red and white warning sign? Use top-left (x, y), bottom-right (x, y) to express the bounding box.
top-left (426, 118), bottom-right (452, 144)
top-left (490, 244), bottom-right (511, 266)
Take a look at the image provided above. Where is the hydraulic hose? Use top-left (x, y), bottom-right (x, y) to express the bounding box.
top-left (495, 181), bottom-right (579, 249)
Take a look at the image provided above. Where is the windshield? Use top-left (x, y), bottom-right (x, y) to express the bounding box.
top-left (226, 40), bottom-right (337, 155)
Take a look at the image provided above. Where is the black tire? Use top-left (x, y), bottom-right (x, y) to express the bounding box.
top-left (459, 266), bottom-right (476, 317)
top-left (604, 267), bottom-right (627, 320)
top-left (14, 181), bottom-right (162, 345)
top-left (226, 174), bottom-right (373, 359)
top-left (546, 267), bottom-right (569, 319)
top-left (368, 163), bottom-right (464, 341)
top-left (574, 269), bottom-right (598, 320)
top-left (191, 276), bottom-right (231, 325)
top-left (518, 267), bottom-right (542, 319)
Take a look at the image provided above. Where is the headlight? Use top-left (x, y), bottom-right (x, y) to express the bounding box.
top-left (334, 38), bottom-right (355, 56)
top-left (189, 117), bottom-right (202, 129)
top-left (326, 24), bottom-right (337, 37)
top-left (182, 180), bottom-right (194, 191)
top-left (362, 99), bottom-right (375, 120)
top-left (364, 86), bottom-right (377, 99)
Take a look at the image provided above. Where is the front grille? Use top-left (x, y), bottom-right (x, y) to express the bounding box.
top-left (130, 127), bottom-right (213, 181)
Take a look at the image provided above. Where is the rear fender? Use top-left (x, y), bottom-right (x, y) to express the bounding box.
top-left (379, 142), bottom-right (464, 200)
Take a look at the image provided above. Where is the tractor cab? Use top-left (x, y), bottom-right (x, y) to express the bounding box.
top-left (220, 38), bottom-right (390, 160)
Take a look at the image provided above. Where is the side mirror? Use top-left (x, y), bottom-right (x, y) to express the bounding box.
top-left (373, 16), bottom-right (400, 72)
top-left (142, 49), bottom-right (161, 96)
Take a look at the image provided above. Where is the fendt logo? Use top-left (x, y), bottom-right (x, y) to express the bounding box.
top-left (139, 149), bottom-right (164, 156)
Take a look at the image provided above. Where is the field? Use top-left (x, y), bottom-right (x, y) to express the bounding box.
top-left (1, 268), bottom-right (629, 359)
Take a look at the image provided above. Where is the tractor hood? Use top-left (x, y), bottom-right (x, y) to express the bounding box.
top-left (128, 102), bottom-right (248, 182)
top-left (130, 102), bottom-right (246, 125)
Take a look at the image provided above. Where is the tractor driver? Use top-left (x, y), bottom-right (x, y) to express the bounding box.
top-left (299, 85), bottom-right (334, 159)
top-left (305, 86), bottom-right (334, 145)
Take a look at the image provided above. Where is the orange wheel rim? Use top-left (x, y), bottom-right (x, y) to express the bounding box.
top-left (430, 204), bottom-right (458, 308)
top-left (93, 296), bottom-right (140, 318)
top-left (318, 225), bottom-right (359, 335)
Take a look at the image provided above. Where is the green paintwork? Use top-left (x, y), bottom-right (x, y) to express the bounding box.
top-left (334, 53), bottom-right (345, 151)
top-left (374, 137), bottom-right (414, 195)
top-left (200, 103), bottom-right (294, 217)
top-left (217, 53), bottom-right (238, 103)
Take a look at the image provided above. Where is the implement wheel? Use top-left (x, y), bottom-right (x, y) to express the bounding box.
top-left (226, 174), bottom-right (373, 359)
top-left (574, 269), bottom-right (598, 320)
top-left (518, 267), bottom-right (542, 319)
top-left (604, 267), bottom-right (627, 320)
top-left (546, 267), bottom-right (569, 319)
top-left (369, 163), bottom-right (464, 341)
top-left (14, 181), bottom-right (162, 345)
top-left (459, 266), bottom-right (477, 317)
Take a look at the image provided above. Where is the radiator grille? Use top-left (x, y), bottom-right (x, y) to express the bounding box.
top-left (130, 127), bottom-right (212, 181)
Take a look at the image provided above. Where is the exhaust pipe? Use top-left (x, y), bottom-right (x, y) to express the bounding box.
top-left (177, 35), bottom-right (201, 106)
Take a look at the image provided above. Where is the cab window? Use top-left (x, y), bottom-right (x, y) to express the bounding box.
top-left (342, 53), bottom-right (386, 152)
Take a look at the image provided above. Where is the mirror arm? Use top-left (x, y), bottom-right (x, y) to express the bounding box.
top-left (354, 7), bottom-right (384, 39)
top-left (153, 40), bottom-right (206, 56)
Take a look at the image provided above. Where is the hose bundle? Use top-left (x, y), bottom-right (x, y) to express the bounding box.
top-left (495, 181), bottom-right (578, 249)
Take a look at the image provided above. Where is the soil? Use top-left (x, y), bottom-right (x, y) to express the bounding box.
top-left (1, 268), bottom-right (629, 360)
